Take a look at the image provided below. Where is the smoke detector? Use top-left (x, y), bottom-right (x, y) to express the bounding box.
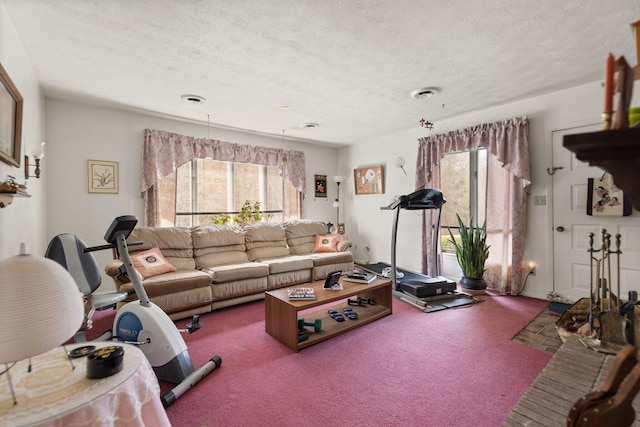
top-left (410, 87), bottom-right (439, 100)
top-left (181, 94), bottom-right (207, 105)
top-left (302, 123), bottom-right (319, 129)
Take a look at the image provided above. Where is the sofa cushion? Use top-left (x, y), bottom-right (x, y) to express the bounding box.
top-left (210, 277), bottom-right (268, 301)
top-left (312, 234), bottom-right (339, 253)
top-left (192, 225), bottom-right (249, 268)
top-left (131, 247), bottom-right (178, 279)
top-left (127, 226), bottom-right (195, 270)
top-left (202, 262), bottom-right (269, 283)
top-left (308, 251), bottom-right (354, 267)
top-left (283, 220), bottom-right (328, 255)
top-left (244, 222), bottom-right (290, 261)
top-left (259, 255), bottom-right (314, 274)
top-left (118, 269), bottom-right (212, 298)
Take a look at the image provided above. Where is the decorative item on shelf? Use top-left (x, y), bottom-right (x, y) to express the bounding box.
top-left (603, 52), bottom-right (614, 130)
top-left (0, 175), bottom-right (29, 208)
top-left (419, 118), bottom-right (434, 130)
top-left (612, 56), bottom-right (634, 129)
top-left (332, 175), bottom-right (345, 225)
top-left (314, 174), bottom-right (327, 198)
top-left (447, 214), bottom-right (490, 291)
top-left (602, 17), bottom-right (638, 130)
top-left (630, 107), bottom-right (640, 127)
top-left (0, 244), bottom-right (84, 404)
top-left (354, 165), bottom-right (384, 195)
top-left (632, 20), bottom-right (640, 79)
top-left (24, 142), bottom-right (45, 179)
top-left (0, 175), bottom-right (19, 193)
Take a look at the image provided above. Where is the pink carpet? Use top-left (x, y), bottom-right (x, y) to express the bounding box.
top-left (92, 292), bottom-right (551, 426)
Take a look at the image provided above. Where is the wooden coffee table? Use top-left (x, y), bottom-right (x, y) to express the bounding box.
top-left (265, 277), bottom-right (392, 351)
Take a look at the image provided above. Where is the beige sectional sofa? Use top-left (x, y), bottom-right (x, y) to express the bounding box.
top-left (105, 220), bottom-right (353, 320)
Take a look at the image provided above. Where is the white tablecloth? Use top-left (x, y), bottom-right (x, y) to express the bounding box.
top-left (0, 342), bottom-right (171, 426)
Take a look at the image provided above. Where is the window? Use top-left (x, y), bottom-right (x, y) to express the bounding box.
top-left (439, 148), bottom-right (487, 253)
top-left (157, 159), bottom-right (300, 227)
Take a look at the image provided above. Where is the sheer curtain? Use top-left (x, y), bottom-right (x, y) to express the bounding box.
top-left (416, 116), bottom-right (530, 295)
top-left (141, 129), bottom-right (306, 226)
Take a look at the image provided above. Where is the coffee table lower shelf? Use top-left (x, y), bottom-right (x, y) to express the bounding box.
top-left (265, 278), bottom-right (392, 352)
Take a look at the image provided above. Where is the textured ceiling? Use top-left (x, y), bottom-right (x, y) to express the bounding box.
top-left (3, 0), bottom-right (640, 146)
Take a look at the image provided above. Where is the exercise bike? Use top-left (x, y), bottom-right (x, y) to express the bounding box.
top-left (46, 215), bottom-right (221, 407)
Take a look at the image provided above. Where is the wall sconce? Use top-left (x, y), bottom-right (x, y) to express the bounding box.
top-left (24, 142), bottom-right (45, 180)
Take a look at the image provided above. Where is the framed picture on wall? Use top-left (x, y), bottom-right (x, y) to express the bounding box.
top-left (0, 63), bottom-right (23, 168)
top-left (315, 174), bottom-right (327, 198)
top-left (354, 165), bottom-right (384, 195)
top-left (88, 159), bottom-right (119, 194)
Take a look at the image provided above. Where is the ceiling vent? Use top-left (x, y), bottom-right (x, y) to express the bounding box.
top-left (181, 94), bottom-right (207, 105)
top-left (410, 87), bottom-right (439, 100)
top-left (302, 123), bottom-right (319, 128)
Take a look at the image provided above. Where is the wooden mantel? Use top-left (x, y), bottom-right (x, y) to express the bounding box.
top-left (563, 127), bottom-right (640, 211)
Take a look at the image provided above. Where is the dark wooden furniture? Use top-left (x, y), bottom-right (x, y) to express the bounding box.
top-left (563, 127), bottom-right (640, 210)
top-left (265, 277), bottom-right (392, 352)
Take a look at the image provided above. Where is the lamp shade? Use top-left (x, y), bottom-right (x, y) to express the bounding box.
top-left (0, 253), bottom-right (83, 363)
top-left (333, 175), bottom-right (345, 184)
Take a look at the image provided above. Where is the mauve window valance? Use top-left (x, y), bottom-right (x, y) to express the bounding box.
top-left (141, 129), bottom-right (306, 226)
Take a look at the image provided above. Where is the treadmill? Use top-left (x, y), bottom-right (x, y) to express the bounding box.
top-left (362, 189), bottom-right (471, 312)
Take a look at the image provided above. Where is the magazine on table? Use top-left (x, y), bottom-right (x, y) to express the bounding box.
top-left (287, 287), bottom-right (317, 300)
top-left (343, 272), bottom-right (377, 284)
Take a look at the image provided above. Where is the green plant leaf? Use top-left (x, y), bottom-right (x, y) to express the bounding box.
top-left (447, 213), bottom-right (490, 279)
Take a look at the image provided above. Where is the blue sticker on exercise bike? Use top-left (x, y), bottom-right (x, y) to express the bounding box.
top-left (115, 312), bottom-right (143, 342)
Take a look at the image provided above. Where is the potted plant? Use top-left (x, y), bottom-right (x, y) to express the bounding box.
top-left (447, 213), bottom-right (490, 290)
top-left (212, 200), bottom-right (272, 225)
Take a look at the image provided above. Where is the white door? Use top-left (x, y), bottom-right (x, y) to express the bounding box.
top-left (552, 124), bottom-right (640, 304)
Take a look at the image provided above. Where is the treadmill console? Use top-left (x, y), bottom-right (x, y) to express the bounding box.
top-left (380, 189), bottom-right (445, 210)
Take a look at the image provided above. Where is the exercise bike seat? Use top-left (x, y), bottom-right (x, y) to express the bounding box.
top-left (45, 233), bottom-right (128, 340)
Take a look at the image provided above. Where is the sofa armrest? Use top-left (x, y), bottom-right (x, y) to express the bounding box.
top-left (337, 241), bottom-right (352, 252)
top-left (104, 259), bottom-right (133, 286)
top-left (105, 259), bottom-right (123, 277)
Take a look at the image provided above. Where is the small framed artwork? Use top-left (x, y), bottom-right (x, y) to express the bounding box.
top-left (88, 159), bottom-right (119, 194)
top-left (338, 223), bottom-right (345, 234)
top-left (354, 165), bottom-right (384, 195)
top-left (315, 174), bottom-right (327, 198)
top-left (0, 63), bottom-right (23, 167)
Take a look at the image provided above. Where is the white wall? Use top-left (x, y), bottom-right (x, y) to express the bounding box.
top-left (45, 99), bottom-right (340, 289)
top-left (339, 80), bottom-right (640, 300)
top-left (0, 0), bottom-right (45, 260)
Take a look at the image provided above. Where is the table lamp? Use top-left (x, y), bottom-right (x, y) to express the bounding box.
top-left (0, 246), bottom-right (84, 401)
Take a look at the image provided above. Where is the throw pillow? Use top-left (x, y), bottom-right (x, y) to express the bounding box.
top-left (312, 234), bottom-right (339, 253)
top-left (130, 247), bottom-right (177, 279)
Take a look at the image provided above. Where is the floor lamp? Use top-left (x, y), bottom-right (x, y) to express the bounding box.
top-left (332, 175), bottom-right (345, 232)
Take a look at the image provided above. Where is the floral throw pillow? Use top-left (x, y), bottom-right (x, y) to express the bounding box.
top-left (130, 247), bottom-right (177, 279)
top-left (312, 234), bottom-right (339, 253)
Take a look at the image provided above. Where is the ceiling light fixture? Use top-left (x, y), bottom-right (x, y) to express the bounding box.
top-left (410, 87), bottom-right (439, 100)
top-left (181, 94), bottom-right (207, 105)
